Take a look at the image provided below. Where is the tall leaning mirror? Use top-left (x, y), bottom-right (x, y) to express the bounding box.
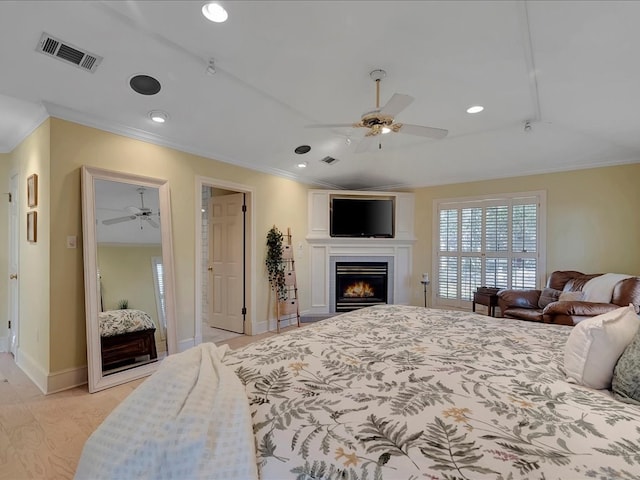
top-left (81, 166), bottom-right (177, 393)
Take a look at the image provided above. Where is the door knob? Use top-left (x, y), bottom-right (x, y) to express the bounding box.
top-left (9, 273), bottom-right (17, 279)
top-left (207, 266), bottom-right (213, 271)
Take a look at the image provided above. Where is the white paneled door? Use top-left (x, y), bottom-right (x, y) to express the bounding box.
top-left (9, 173), bottom-right (19, 356)
top-left (208, 193), bottom-right (245, 333)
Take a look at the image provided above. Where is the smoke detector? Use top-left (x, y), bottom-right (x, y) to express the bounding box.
top-left (36, 32), bottom-right (102, 73)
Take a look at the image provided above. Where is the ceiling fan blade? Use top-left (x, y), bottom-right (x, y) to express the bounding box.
top-left (305, 123), bottom-right (358, 129)
top-left (102, 215), bottom-right (137, 225)
top-left (380, 94), bottom-right (414, 117)
top-left (126, 206), bottom-right (142, 214)
top-left (355, 134), bottom-right (380, 153)
top-left (397, 123), bottom-right (448, 139)
top-left (145, 217), bottom-right (159, 228)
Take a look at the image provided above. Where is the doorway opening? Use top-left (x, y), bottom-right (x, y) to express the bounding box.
top-left (8, 172), bottom-right (19, 358)
top-left (195, 178), bottom-right (254, 346)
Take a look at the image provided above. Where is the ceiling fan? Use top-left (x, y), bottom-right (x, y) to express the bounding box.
top-left (102, 187), bottom-right (159, 228)
top-left (308, 69), bottom-right (448, 153)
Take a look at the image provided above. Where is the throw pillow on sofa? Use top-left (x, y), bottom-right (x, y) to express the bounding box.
top-left (559, 291), bottom-right (584, 302)
top-left (612, 327), bottom-right (640, 404)
top-left (538, 287), bottom-right (562, 308)
top-left (564, 304), bottom-right (640, 389)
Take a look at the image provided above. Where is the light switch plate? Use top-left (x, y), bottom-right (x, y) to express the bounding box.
top-left (66, 235), bottom-right (77, 249)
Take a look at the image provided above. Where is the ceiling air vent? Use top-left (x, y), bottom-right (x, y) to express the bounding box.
top-left (320, 156), bottom-right (339, 165)
top-left (36, 33), bottom-right (102, 73)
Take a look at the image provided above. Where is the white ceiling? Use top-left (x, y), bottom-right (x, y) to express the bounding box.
top-left (95, 179), bottom-right (161, 245)
top-left (1, 1), bottom-right (639, 190)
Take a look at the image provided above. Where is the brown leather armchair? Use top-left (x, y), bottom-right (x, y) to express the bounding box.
top-left (497, 270), bottom-right (640, 326)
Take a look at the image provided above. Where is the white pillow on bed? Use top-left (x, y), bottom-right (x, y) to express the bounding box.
top-left (564, 304), bottom-right (640, 390)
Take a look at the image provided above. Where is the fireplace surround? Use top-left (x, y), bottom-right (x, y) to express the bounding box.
top-left (306, 190), bottom-right (415, 315)
top-left (334, 261), bottom-right (390, 312)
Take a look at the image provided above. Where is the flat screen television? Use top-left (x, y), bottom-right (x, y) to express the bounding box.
top-left (330, 197), bottom-right (395, 238)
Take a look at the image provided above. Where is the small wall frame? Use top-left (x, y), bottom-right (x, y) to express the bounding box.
top-left (27, 173), bottom-right (38, 208)
top-left (27, 211), bottom-right (37, 243)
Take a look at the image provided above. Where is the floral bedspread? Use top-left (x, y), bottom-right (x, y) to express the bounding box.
top-left (98, 308), bottom-right (155, 337)
top-left (224, 305), bottom-right (640, 480)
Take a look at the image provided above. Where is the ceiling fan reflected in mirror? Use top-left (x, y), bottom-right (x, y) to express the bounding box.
top-left (307, 69), bottom-right (448, 153)
top-left (102, 187), bottom-right (159, 229)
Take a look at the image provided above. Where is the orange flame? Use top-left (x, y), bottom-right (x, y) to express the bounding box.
top-left (343, 281), bottom-right (375, 298)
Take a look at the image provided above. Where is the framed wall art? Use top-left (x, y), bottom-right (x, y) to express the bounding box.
top-left (27, 173), bottom-right (38, 208)
top-left (27, 211), bottom-right (37, 243)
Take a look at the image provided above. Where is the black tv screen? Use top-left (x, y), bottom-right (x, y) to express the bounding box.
top-left (330, 197), bottom-right (394, 238)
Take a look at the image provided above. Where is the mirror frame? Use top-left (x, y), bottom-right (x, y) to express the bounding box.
top-left (81, 166), bottom-right (178, 393)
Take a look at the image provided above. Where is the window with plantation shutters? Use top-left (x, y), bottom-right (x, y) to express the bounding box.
top-left (152, 256), bottom-right (167, 339)
top-left (433, 191), bottom-right (546, 309)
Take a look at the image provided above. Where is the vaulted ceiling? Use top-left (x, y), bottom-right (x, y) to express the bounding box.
top-left (1, 1), bottom-right (639, 190)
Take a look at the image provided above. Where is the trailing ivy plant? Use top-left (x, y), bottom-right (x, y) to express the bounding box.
top-left (266, 226), bottom-right (288, 301)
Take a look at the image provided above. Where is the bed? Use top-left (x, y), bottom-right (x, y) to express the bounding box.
top-left (99, 309), bottom-right (157, 370)
top-left (76, 305), bottom-right (640, 479)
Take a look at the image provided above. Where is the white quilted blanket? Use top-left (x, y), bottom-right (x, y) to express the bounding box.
top-left (75, 343), bottom-right (258, 480)
top-left (582, 273), bottom-right (631, 303)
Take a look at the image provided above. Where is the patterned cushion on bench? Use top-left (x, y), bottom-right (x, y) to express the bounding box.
top-left (99, 309), bottom-right (155, 337)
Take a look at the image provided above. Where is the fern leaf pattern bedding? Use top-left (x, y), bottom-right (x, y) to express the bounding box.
top-left (224, 305), bottom-right (640, 480)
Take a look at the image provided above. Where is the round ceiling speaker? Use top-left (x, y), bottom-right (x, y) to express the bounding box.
top-left (129, 74), bottom-right (161, 95)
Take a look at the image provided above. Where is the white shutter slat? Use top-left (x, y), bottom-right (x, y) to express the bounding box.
top-left (461, 208), bottom-right (482, 252)
top-left (438, 256), bottom-right (458, 299)
top-left (439, 209), bottom-right (458, 252)
top-left (485, 206), bottom-right (508, 252)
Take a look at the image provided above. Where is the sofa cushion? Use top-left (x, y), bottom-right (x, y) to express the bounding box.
top-left (559, 291), bottom-right (584, 302)
top-left (612, 327), bottom-right (640, 404)
top-left (564, 304), bottom-right (640, 389)
top-left (546, 271), bottom-right (584, 290)
top-left (504, 308), bottom-right (543, 323)
top-left (612, 277), bottom-right (640, 308)
top-left (563, 274), bottom-right (602, 293)
top-left (538, 287), bottom-right (561, 308)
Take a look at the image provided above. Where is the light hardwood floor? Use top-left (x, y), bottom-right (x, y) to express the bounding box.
top-left (0, 324), bottom-right (306, 480)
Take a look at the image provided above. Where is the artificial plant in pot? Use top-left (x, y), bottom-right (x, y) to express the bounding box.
top-left (266, 226), bottom-right (288, 301)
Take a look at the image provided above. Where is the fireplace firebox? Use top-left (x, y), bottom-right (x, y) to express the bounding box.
top-left (335, 262), bottom-right (388, 312)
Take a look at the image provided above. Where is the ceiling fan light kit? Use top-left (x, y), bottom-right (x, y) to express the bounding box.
top-left (102, 187), bottom-right (160, 229)
top-left (308, 68), bottom-right (448, 152)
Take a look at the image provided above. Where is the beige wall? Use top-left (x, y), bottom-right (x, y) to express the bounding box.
top-left (48, 118), bottom-right (309, 372)
top-left (10, 119), bottom-right (51, 371)
top-left (98, 245), bottom-right (162, 319)
top-left (0, 153), bottom-right (9, 344)
top-left (411, 163), bottom-right (640, 306)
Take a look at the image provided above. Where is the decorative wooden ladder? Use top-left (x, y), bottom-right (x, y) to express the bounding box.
top-left (276, 228), bottom-right (301, 333)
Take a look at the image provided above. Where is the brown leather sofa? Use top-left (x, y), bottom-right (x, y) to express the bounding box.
top-left (497, 270), bottom-right (640, 326)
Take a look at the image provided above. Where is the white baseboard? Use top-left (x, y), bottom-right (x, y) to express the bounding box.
top-left (254, 316), bottom-right (298, 335)
top-left (16, 349), bottom-right (89, 394)
top-left (47, 365), bottom-right (88, 394)
top-left (0, 336), bottom-right (8, 353)
top-left (15, 349), bottom-right (48, 394)
top-left (178, 338), bottom-right (195, 353)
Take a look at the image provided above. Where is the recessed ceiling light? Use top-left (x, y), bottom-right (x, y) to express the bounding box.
top-left (202, 2), bottom-right (228, 23)
top-left (294, 145), bottom-right (311, 154)
top-left (149, 110), bottom-right (168, 123)
top-left (297, 162), bottom-right (308, 168)
top-left (466, 105), bottom-right (484, 114)
top-left (381, 126), bottom-right (391, 134)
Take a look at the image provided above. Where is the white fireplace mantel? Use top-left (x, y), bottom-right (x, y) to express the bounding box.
top-left (306, 190), bottom-right (415, 314)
